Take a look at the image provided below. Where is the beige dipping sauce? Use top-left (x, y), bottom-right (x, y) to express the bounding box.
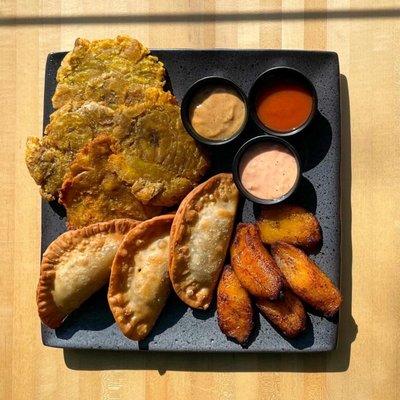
top-left (239, 143), bottom-right (298, 200)
top-left (189, 86), bottom-right (246, 141)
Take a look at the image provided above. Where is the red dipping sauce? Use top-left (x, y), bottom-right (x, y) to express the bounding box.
top-left (256, 82), bottom-right (313, 133)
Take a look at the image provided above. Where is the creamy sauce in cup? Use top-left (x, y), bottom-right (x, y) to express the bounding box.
top-left (189, 85), bottom-right (246, 141)
top-left (239, 142), bottom-right (298, 200)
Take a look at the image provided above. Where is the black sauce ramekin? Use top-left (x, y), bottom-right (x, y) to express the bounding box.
top-left (248, 67), bottom-right (318, 137)
top-left (232, 135), bottom-right (302, 205)
top-left (180, 76), bottom-right (249, 146)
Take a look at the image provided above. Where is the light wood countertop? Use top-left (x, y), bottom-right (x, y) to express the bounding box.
top-left (1, 1), bottom-right (399, 399)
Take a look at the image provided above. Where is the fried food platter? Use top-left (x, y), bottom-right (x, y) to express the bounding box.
top-left (37, 40), bottom-right (341, 352)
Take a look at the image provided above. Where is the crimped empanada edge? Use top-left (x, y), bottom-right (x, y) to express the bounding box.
top-left (108, 214), bottom-right (175, 340)
top-left (36, 218), bottom-right (139, 328)
top-left (169, 173), bottom-right (237, 309)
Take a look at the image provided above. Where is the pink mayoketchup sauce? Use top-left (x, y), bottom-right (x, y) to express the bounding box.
top-left (238, 142), bottom-right (299, 200)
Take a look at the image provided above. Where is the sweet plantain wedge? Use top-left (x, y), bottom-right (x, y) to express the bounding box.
top-left (231, 223), bottom-right (283, 299)
top-left (256, 288), bottom-right (307, 338)
top-left (271, 242), bottom-right (342, 317)
top-left (257, 204), bottom-right (321, 250)
top-left (217, 265), bottom-right (254, 344)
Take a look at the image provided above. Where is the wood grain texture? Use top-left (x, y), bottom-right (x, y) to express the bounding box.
top-left (1, 1), bottom-right (399, 399)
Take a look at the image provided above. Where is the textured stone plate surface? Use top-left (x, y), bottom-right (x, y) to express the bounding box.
top-left (41, 50), bottom-right (340, 352)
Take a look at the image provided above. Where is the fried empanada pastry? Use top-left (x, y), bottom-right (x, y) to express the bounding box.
top-left (257, 204), bottom-right (321, 250)
top-left (52, 36), bottom-right (165, 109)
top-left (217, 265), bottom-right (253, 344)
top-left (256, 288), bottom-right (307, 338)
top-left (271, 242), bottom-right (342, 317)
top-left (59, 135), bottom-right (162, 229)
top-left (169, 173), bottom-right (239, 309)
top-left (108, 214), bottom-right (174, 340)
top-left (37, 219), bottom-right (138, 328)
top-left (230, 223), bottom-right (283, 299)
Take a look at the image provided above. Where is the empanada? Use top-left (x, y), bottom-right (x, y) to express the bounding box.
top-left (169, 173), bottom-right (239, 309)
top-left (108, 214), bottom-right (174, 340)
top-left (37, 219), bottom-right (138, 328)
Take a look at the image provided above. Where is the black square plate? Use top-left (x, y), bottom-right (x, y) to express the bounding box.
top-left (41, 49), bottom-right (340, 352)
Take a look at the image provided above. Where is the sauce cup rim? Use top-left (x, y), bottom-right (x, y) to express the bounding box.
top-left (232, 135), bottom-right (302, 205)
top-left (248, 66), bottom-right (318, 137)
top-left (180, 76), bottom-right (249, 146)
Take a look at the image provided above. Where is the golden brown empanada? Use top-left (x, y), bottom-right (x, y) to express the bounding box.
top-left (37, 219), bottom-right (138, 328)
top-left (169, 173), bottom-right (239, 309)
top-left (108, 214), bottom-right (174, 340)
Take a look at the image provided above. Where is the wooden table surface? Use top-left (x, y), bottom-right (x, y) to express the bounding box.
top-left (1, 1), bottom-right (399, 399)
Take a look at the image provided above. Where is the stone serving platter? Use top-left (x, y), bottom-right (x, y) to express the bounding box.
top-left (41, 49), bottom-right (340, 352)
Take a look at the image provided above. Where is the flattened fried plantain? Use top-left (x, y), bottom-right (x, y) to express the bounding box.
top-left (109, 103), bottom-right (209, 206)
top-left (230, 223), bottom-right (283, 299)
top-left (257, 204), bottom-right (321, 250)
top-left (26, 102), bottom-right (115, 200)
top-left (26, 98), bottom-right (208, 205)
top-left (256, 288), bottom-right (307, 338)
top-left (52, 36), bottom-right (166, 109)
top-left (271, 242), bottom-right (342, 317)
top-left (59, 135), bottom-right (162, 229)
top-left (217, 265), bottom-right (254, 344)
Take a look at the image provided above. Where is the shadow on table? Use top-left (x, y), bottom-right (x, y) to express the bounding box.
top-left (1, 8), bottom-right (400, 26)
top-left (64, 75), bottom-right (357, 373)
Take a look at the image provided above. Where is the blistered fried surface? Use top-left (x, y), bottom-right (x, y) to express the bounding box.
top-left (37, 219), bottom-right (138, 328)
top-left (52, 36), bottom-right (165, 109)
top-left (169, 174), bottom-right (239, 309)
top-left (59, 135), bottom-right (162, 229)
top-left (26, 98), bottom-right (208, 205)
top-left (108, 215), bottom-right (174, 340)
top-left (109, 103), bottom-right (209, 206)
top-left (25, 102), bottom-right (115, 200)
